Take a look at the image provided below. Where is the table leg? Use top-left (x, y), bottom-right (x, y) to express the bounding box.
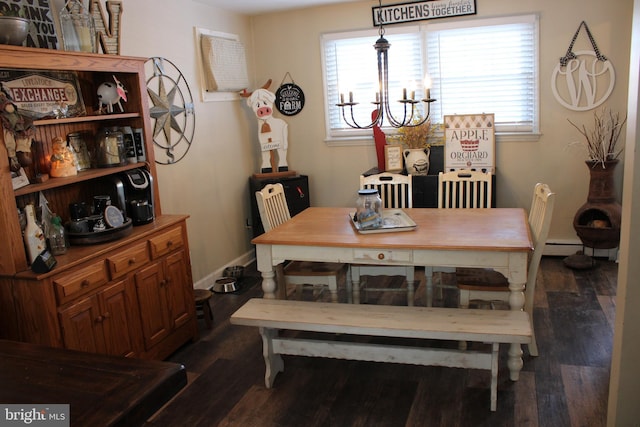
top-left (256, 244), bottom-right (277, 299)
top-left (424, 266), bottom-right (433, 307)
top-left (351, 265), bottom-right (361, 304)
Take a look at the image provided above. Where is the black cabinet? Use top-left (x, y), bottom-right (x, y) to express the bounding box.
top-left (364, 146), bottom-right (496, 208)
top-left (249, 174), bottom-right (310, 237)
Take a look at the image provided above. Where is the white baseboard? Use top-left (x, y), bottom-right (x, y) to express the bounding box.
top-left (193, 250), bottom-right (256, 290)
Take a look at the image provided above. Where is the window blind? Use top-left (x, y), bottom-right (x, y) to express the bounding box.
top-left (323, 29), bottom-right (424, 138)
top-left (322, 15), bottom-right (538, 139)
top-left (426, 15), bottom-right (538, 133)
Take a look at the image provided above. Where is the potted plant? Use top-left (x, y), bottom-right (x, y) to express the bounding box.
top-left (388, 117), bottom-right (441, 175)
top-left (0, 8), bottom-right (29, 46)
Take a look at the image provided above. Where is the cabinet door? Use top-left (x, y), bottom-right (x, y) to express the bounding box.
top-left (59, 296), bottom-right (106, 354)
top-left (134, 261), bottom-right (171, 350)
top-left (99, 279), bottom-right (142, 358)
top-left (164, 250), bottom-right (193, 330)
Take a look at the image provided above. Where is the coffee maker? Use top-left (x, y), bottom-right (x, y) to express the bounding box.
top-left (121, 168), bottom-right (155, 225)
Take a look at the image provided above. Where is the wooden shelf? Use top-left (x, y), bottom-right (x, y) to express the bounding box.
top-left (34, 112), bottom-right (141, 126)
top-left (14, 163), bottom-right (147, 197)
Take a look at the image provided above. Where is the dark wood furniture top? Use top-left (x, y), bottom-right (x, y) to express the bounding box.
top-left (0, 339), bottom-right (187, 427)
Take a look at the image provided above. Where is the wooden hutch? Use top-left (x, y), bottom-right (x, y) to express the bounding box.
top-left (0, 45), bottom-right (197, 360)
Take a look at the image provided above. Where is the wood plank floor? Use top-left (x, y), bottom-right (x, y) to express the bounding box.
top-left (145, 256), bottom-right (616, 427)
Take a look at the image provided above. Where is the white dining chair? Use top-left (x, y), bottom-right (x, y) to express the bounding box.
top-left (427, 169), bottom-right (494, 306)
top-left (255, 183), bottom-right (349, 302)
top-left (456, 183), bottom-right (555, 356)
top-left (351, 172), bottom-right (415, 305)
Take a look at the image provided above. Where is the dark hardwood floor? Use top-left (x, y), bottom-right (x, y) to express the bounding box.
top-left (145, 256), bottom-right (616, 427)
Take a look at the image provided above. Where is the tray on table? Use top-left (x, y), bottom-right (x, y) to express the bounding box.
top-left (350, 209), bottom-right (417, 234)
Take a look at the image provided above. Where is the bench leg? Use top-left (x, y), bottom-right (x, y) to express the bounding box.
top-left (490, 342), bottom-right (498, 411)
top-left (259, 327), bottom-right (284, 388)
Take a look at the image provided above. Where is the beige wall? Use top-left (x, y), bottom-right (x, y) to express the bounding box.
top-left (250, 0), bottom-right (633, 246)
top-left (51, 0), bottom-right (259, 284)
top-left (48, 0), bottom-right (632, 283)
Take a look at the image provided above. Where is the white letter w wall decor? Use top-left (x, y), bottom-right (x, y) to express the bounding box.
top-left (551, 21), bottom-right (615, 111)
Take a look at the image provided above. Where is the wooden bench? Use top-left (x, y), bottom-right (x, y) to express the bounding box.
top-left (230, 298), bottom-right (532, 411)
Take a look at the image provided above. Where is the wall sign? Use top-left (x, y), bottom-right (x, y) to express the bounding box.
top-left (551, 21), bottom-right (615, 111)
top-left (444, 113), bottom-right (495, 173)
top-left (372, 0), bottom-right (476, 26)
top-left (0, 0), bottom-right (58, 49)
top-left (0, 69), bottom-right (85, 119)
top-left (275, 73), bottom-right (304, 116)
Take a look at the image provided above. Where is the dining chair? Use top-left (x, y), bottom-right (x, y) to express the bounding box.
top-left (255, 183), bottom-right (349, 302)
top-left (438, 169), bottom-right (493, 209)
top-left (427, 169), bottom-right (494, 306)
top-left (455, 183), bottom-right (556, 356)
top-left (352, 172), bottom-right (416, 306)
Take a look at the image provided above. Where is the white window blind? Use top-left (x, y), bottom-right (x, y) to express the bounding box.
top-left (426, 15), bottom-right (538, 133)
top-left (322, 15), bottom-right (538, 140)
top-left (322, 28), bottom-right (424, 138)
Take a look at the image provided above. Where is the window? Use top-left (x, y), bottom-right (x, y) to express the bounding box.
top-left (321, 15), bottom-right (539, 141)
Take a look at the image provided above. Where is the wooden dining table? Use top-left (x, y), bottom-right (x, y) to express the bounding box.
top-left (251, 207), bottom-right (533, 380)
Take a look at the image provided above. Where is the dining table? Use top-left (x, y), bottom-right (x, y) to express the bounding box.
top-left (251, 206), bottom-right (533, 380)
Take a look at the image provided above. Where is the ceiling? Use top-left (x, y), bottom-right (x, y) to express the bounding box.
top-left (199, 0), bottom-right (363, 15)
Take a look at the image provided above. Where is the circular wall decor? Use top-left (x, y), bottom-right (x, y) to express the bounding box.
top-left (275, 83), bottom-right (305, 116)
top-left (551, 50), bottom-right (615, 112)
top-left (144, 57), bottom-right (195, 164)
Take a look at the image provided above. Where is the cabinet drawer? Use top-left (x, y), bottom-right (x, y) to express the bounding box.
top-left (149, 226), bottom-right (184, 260)
top-left (54, 261), bottom-right (109, 304)
top-left (352, 249), bottom-right (412, 263)
top-left (107, 242), bottom-right (150, 279)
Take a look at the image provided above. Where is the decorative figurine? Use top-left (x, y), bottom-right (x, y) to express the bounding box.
top-left (97, 75), bottom-right (127, 114)
top-left (49, 136), bottom-right (78, 177)
top-left (241, 80), bottom-right (289, 173)
top-left (0, 85), bottom-right (34, 172)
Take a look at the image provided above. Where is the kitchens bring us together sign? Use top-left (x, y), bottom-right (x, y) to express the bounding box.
top-left (372, 0), bottom-right (476, 26)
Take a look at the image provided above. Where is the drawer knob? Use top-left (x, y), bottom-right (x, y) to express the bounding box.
top-left (166, 240), bottom-right (173, 247)
top-left (95, 315), bottom-right (103, 323)
top-left (128, 258), bottom-right (136, 265)
top-left (378, 253), bottom-right (385, 260)
top-left (81, 279), bottom-right (90, 288)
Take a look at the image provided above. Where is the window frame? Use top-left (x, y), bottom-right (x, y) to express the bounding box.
top-left (321, 14), bottom-right (540, 145)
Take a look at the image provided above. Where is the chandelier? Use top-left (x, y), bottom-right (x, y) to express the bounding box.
top-left (336, 0), bottom-right (436, 129)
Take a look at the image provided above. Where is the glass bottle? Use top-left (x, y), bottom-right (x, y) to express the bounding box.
top-left (96, 127), bottom-right (126, 167)
top-left (23, 204), bottom-right (46, 264)
top-left (48, 215), bottom-right (68, 255)
top-left (59, 0), bottom-right (97, 53)
top-left (355, 189), bottom-right (383, 229)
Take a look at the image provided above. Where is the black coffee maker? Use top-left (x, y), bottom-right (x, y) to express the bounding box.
top-left (121, 168), bottom-right (154, 225)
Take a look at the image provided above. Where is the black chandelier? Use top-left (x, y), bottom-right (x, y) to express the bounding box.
top-left (336, 0), bottom-right (436, 129)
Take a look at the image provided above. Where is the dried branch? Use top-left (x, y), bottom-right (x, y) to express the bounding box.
top-left (568, 108), bottom-right (627, 167)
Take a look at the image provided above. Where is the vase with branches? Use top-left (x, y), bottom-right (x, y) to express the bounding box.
top-left (568, 108), bottom-right (626, 167)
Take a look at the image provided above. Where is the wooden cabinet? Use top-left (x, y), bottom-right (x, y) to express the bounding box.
top-left (59, 278), bottom-right (141, 358)
top-left (0, 46), bottom-right (197, 360)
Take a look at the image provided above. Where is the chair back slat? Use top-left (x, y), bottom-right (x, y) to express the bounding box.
top-left (360, 172), bottom-right (413, 208)
top-left (526, 183), bottom-right (555, 296)
top-left (255, 183), bottom-right (292, 232)
top-left (438, 170), bottom-right (493, 209)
